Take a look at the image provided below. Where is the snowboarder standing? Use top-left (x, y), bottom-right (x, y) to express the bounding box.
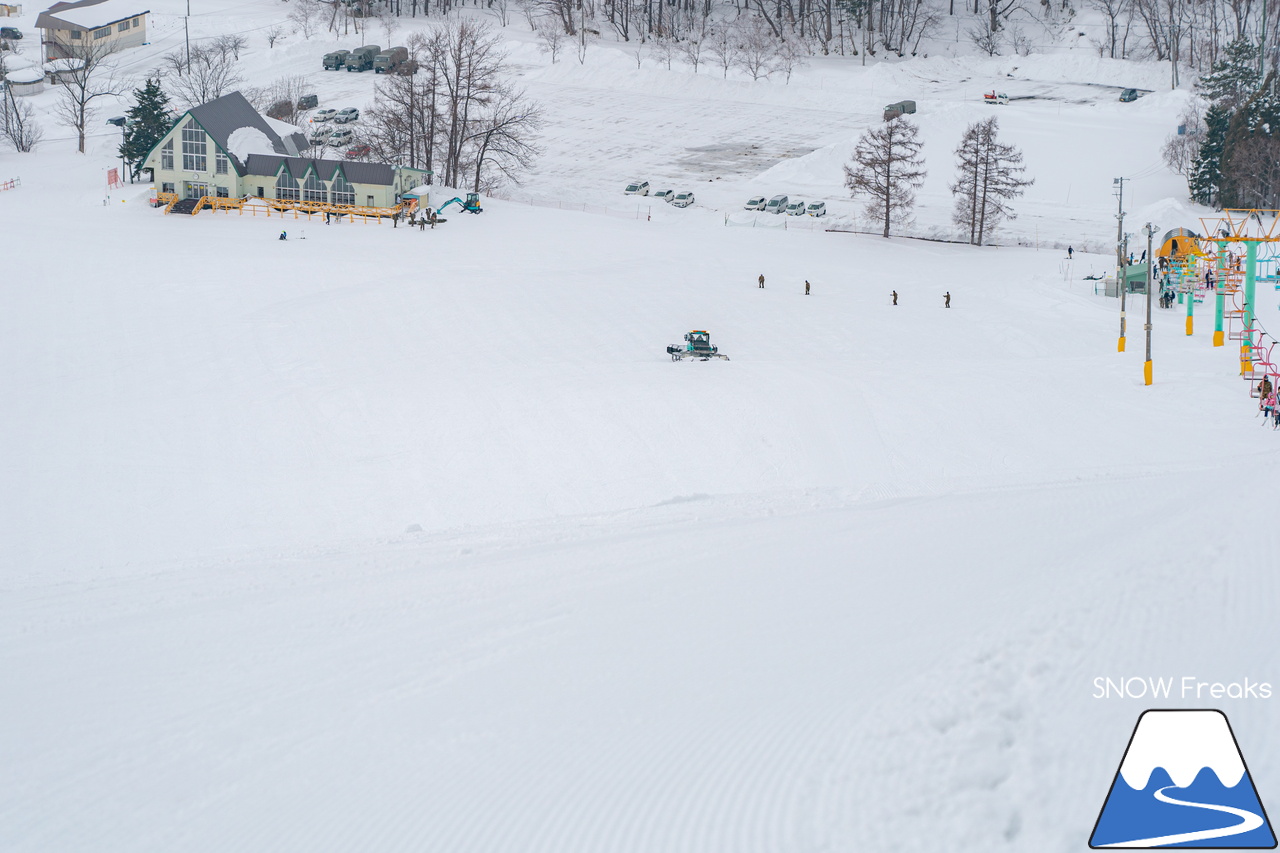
top-left (1067, 246), bottom-right (1073, 260)
top-left (944, 292), bottom-right (951, 308)
top-left (804, 280), bottom-right (810, 295)
top-left (892, 290), bottom-right (898, 305)
top-left (758, 274), bottom-right (765, 289)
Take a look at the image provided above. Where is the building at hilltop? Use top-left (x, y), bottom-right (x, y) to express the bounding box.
top-left (142, 91), bottom-right (430, 212)
top-left (35, 0), bottom-right (148, 60)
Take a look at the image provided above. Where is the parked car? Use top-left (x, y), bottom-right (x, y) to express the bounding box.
top-left (323, 49), bottom-right (351, 70)
top-left (624, 179), bottom-right (650, 196)
top-left (312, 108), bottom-right (337, 123)
top-left (671, 191), bottom-right (695, 208)
top-left (297, 93), bottom-right (319, 110)
top-left (785, 199), bottom-right (807, 215)
top-left (334, 107), bottom-right (360, 123)
top-left (744, 195), bottom-right (767, 211)
top-left (1, 26), bottom-right (23, 39)
top-left (1119, 88), bottom-right (1138, 102)
top-left (806, 201), bottom-right (826, 217)
top-left (329, 127), bottom-right (355, 145)
top-left (765, 194), bottom-right (788, 214)
top-left (653, 189), bottom-right (674, 201)
top-left (346, 144), bottom-right (372, 159)
top-left (308, 126), bottom-right (331, 145)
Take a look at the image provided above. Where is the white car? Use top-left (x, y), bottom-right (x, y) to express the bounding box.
top-left (329, 127), bottom-right (354, 145)
top-left (624, 179), bottom-right (650, 196)
top-left (311, 109), bottom-right (337, 123)
top-left (334, 107), bottom-right (360, 123)
top-left (308, 126), bottom-right (330, 145)
top-left (671, 191), bottom-right (695, 208)
top-left (765, 194), bottom-right (788, 214)
top-left (653, 189), bottom-right (674, 202)
top-left (806, 201), bottom-right (826, 217)
top-left (785, 199), bottom-right (807, 215)
top-left (744, 195), bottom-right (767, 211)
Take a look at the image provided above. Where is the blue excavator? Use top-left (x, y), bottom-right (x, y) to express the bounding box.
top-left (436, 192), bottom-right (483, 215)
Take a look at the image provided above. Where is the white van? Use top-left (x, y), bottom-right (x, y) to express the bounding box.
top-left (765, 194), bottom-right (788, 214)
top-left (806, 201), bottom-right (826, 217)
top-left (624, 180), bottom-right (650, 196)
top-left (671, 191), bottom-right (695, 208)
top-left (744, 195), bottom-right (767, 210)
top-left (785, 199), bottom-right (807, 215)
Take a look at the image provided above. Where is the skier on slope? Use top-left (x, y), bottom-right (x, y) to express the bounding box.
top-left (758, 274), bottom-right (765, 289)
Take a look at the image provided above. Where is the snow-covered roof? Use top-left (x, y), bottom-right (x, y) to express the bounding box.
top-left (405, 184), bottom-right (432, 197)
top-left (7, 66), bottom-right (44, 83)
top-left (43, 57), bottom-right (84, 72)
top-left (36, 0), bottom-right (147, 31)
top-left (227, 126), bottom-right (276, 163)
top-left (262, 116), bottom-right (300, 138)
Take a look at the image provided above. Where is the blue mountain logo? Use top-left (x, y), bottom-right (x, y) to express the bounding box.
top-left (1091, 709), bottom-right (1276, 848)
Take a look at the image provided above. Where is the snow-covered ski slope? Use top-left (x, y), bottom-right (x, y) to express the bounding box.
top-left (5, 7), bottom-right (1280, 852)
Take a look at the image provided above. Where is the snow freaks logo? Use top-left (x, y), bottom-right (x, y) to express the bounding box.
top-left (1089, 710), bottom-right (1277, 849)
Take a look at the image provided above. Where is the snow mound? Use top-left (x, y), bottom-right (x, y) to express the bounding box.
top-left (227, 126), bottom-right (277, 163)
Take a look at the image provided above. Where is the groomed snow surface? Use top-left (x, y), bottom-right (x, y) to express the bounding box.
top-left (4, 10), bottom-right (1280, 852)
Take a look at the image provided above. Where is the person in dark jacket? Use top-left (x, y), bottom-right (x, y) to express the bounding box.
top-left (944, 291), bottom-right (951, 308)
top-left (279, 231), bottom-right (287, 241)
top-left (892, 290), bottom-right (898, 305)
top-left (758, 274), bottom-right (765, 289)
top-left (804, 280), bottom-right (810, 295)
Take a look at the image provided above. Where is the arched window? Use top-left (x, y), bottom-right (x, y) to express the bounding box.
top-left (330, 170), bottom-right (355, 206)
top-left (275, 165), bottom-right (299, 201)
top-left (181, 120), bottom-right (206, 172)
top-left (302, 167), bottom-right (327, 203)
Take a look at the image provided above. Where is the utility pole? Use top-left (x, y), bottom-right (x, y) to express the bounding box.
top-left (184, 0), bottom-right (191, 71)
top-left (1144, 223), bottom-right (1155, 385)
top-left (1114, 177), bottom-right (1127, 352)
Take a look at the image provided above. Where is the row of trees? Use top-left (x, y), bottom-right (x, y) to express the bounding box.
top-left (845, 114), bottom-right (1031, 243)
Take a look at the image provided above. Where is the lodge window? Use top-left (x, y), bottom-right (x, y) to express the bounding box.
top-left (161, 182), bottom-right (174, 193)
top-left (117, 20), bottom-right (129, 32)
top-left (302, 170), bottom-right (327, 203)
top-left (181, 120), bottom-right (206, 172)
top-left (160, 138), bottom-right (173, 170)
top-left (216, 186), bottom-right (229, 198)
top-left (275, 169), bottom-right (300, 201)
top-left (70, 29), bottom-right (81, 38)
top-left (331, 173), bottom-right (355, 206)
top-left (215, 150), bottom-right (228, 174)
top-left (93, 27), bottom-right (110, 38)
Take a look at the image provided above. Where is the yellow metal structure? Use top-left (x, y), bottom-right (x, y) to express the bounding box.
top-left (164, 194), bottom-right (418, 223)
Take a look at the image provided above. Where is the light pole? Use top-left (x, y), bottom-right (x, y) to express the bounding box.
top-left (1143, 223), bottom-right (1156, 385)
top-left (1114, 177), bottom-right (1127, 351)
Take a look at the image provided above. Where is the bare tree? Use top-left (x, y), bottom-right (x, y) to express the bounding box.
top-left (1, 84), bottom-right (44, 152)
top-left (212, 34), bottom-right (248, 60)
top-left (950, 116), bottom-right (1032, 245)
top-left (164, 45), bottom-right (244, 107)
top-left (536, 19), bottom-right (566, 62)
top-left (844, 117), bottom-right (927, 238)
top-left (679, 18), bottom-right (708, 72)
top-left (735, 15), bottom-right (777, 80)
top-left (775, 38), bottom-right (809, 83)
top-left (378, 5), bottom-right (400, 45)
top-left (1161, 102), bottom-right (1204, 192)
top-left (488, 0), bottom-right (513, 27)
top-left (52, 39), bottom-right (122, 153)
top-left (968, 17), bottom-right (1002, 55)
top-left (1090, 0), bottom-right (1131, 58)
top-left (651, 35), bottom-right (677, 69)
top-left (265, 25), bottom-right (285, 48)
top-left (708, 20), bottom-right (739, 78)
top-left (469, 84), bottom-right (543, 191)
top-left (290, 0), bottom-right (323, 40)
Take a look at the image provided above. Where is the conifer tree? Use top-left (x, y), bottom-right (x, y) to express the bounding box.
top-left (120, 78), bottom-right (172, 181)
top-left (949, 116), bottom-right (1032, 246)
